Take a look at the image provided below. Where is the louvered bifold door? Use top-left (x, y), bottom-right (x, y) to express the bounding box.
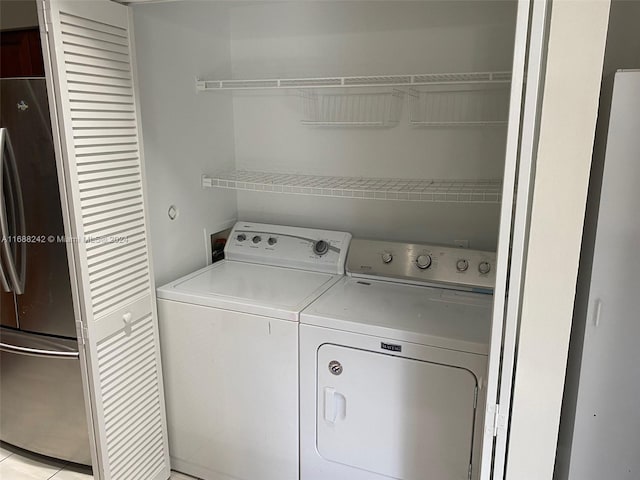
top-left (42, 1), bottom-right (170, 479)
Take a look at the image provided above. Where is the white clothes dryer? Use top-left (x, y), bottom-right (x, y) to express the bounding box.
top-left (156, 222), bottom-right (351, 480)
top-left (299, 238), bottom-right (496, 480)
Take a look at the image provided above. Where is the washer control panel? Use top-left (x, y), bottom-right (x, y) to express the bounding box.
top-left (226, 222), bottom-right (352, 274)
top-left (346, 239), bottom-right (496, 292)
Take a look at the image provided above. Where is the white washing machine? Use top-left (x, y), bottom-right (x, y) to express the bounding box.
top-left (156, 222), bottom-right (351, 480)
top-left (300, 239), bottom-right (496, 480)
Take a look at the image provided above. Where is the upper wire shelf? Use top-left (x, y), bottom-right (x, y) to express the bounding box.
top-left (202, 170), bottom-right (502, 204)
top-left (196, 71), bottom-right (512, 91)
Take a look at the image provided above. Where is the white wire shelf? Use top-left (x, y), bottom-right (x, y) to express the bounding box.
top-left (196, 71), bottom-right (512, 91)
top-left (300, 89), bottom-right (404, 127)
top-left (202, 171), bottom-right (502, 204)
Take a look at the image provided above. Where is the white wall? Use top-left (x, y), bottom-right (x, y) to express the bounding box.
top-left (505, 1), bottom-right (611, 479)
top-left (132, 0), bottom-right (518, 279)
top-left (132, 2), bottom-right (237, 285)
top-left (555, 1), bottom-right (640, 478)
top-left (228, 1), bottom-right (517, 250)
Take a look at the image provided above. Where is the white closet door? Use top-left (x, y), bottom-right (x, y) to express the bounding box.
top-left (479, 0), bottom-right (549, 478)
top-left (42, 1), bottom-right (170, 479)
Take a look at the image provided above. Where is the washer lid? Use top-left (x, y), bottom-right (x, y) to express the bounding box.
top-left (300, 277), bottom-right (492, 354)
top-left (157, 261), bottom-right (341, 321)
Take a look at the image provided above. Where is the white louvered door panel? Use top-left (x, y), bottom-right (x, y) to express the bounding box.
top-left (42, 1), bottom-right (170, 479)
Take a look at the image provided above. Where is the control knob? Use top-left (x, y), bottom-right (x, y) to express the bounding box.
top-left (456, 259), bottom-right (469, 272)
top-left (236, 233), bottom-right (246, 242)
top-left (268, 237), bottom-right (277, 245)
top-left (252, 235), bottom-right (262, 244)
top-left (478, 261), bottom-right (491, 275)
top-left (416, 254), bottom-right (432, 270)
top-left (313, 240), bottom-right (329, 256)
top-left (381, 252), bottom-right (393, 264)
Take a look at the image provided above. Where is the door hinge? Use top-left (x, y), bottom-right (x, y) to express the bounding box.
top-left (42, 1), bottom-right (50, 33)
top-left (468, 463), bottom-right (473, 480)
top-left (492, 403), bottom-right (507, 437)
top-left (77, 322), bottom-right (88, 346)
top-left (473, 385), bottom-right (478, 409)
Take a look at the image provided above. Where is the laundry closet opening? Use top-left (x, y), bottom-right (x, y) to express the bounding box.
top-left (130, 2), bottom-right (522, 480)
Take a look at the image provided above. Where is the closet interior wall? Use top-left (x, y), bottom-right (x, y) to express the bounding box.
top-left (133, 2), bottom-right (237, 285)
top-left (132, 1), bottom-right (517, 284)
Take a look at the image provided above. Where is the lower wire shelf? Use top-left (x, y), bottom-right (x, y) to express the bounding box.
top-left (202, 170), bottom-right (502, 204)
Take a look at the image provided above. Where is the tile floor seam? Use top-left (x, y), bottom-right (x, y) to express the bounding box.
top-left (46, 466), bottom-right (64, 480)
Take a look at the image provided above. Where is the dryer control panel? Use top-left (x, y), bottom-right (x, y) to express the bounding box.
top-left (225, 222), bottom-right (352, 275)
top-left (346, 239), bottom-right (496, 292)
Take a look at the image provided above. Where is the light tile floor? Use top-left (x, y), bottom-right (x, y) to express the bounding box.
top-left (0, 443), bottom-right (197, 480)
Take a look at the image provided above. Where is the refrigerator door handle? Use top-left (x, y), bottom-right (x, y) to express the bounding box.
top-left (0, 261), bottom-right (11, 291)
top-left (0, 341), bottom-right (79, 359)
top-left (0, 128), bottom-right (26, 295)
top-left (0, 129), bottom-right (13, 292)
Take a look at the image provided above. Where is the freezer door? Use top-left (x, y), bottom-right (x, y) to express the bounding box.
top-left (0, 327), bottom-right (91, 464)
top-left (0, 79), bottom-right (75, 338)
top-left (317, 344), bottom-right (478, 480)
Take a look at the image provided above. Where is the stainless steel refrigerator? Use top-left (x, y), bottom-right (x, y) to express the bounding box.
top-left (0, 77), bottom-right (91, 465)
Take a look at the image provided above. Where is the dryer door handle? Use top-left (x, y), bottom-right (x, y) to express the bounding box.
top-left (324, 387), bottom-right (346, 425)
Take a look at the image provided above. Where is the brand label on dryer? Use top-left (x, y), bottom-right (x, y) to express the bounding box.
top-left (380, 342), bottom-right (402, 352)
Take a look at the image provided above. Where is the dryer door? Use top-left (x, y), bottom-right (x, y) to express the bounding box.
top-left (317, 344), bottom-right (478, 480)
